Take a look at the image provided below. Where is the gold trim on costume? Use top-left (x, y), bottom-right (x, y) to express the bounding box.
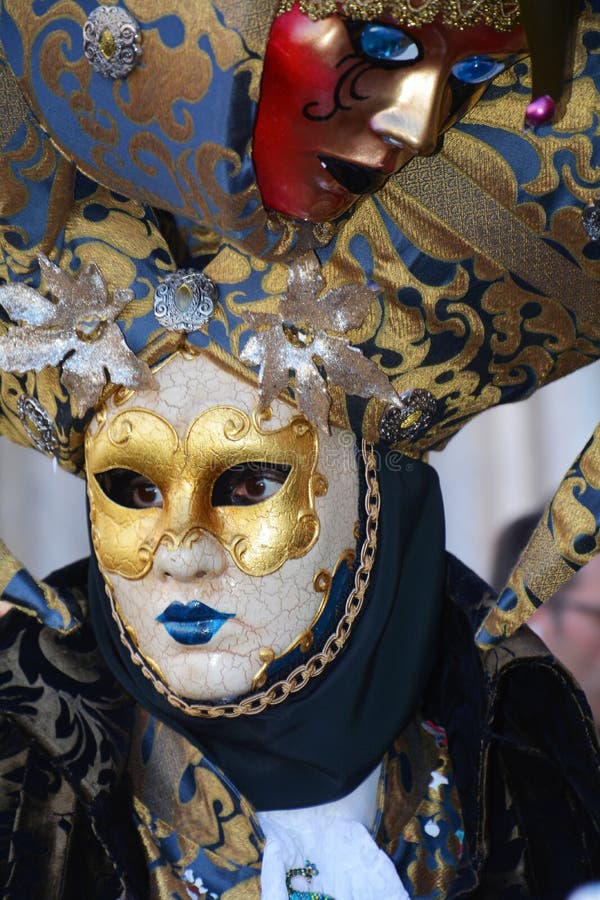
top-left (394, 152), bottom-right (598, 323)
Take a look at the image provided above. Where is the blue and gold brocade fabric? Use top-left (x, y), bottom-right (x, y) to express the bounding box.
top-left (0, 5), bottom-right (599, 638)
top-left (128, 707), bottom-right (463, 899)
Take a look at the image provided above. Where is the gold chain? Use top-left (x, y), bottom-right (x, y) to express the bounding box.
top-left (276, 0), bottom-right (520, 30)
top-left (106, 440), bottom-right (380, 717)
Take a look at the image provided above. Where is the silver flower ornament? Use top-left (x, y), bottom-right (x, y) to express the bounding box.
top-left (0, 254), bottom-right (156, 416)
top-left (240, 253), bottom-right (398, 431)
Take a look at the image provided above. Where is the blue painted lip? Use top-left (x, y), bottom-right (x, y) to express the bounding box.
top-left (156, 601), bottom-right (235, 646)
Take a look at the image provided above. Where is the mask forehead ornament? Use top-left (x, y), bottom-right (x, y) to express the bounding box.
top-left (0, 242), bottom-right (402, 466)
top-left (278, 0), bottom-right (521, 29)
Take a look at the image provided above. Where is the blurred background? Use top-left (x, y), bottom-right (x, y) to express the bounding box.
top-left (436, 361), bottom-right (600, 584)
top-left (1, 361), bottom-right (599, 585)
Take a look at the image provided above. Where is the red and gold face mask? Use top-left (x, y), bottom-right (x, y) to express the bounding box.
top-left (253, 5), bottom-right (526, 220)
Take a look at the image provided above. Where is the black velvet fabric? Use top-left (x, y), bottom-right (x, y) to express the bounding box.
top-left (2, 549), bottom-right (600, 895)
top-left (429, 554), bottom-right (600, 899)
top-left (89, 453), bottom-right (446, 810)
top-left (487, 663), bottom-right (600, 897)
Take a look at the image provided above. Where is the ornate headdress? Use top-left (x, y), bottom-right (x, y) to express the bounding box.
top-left (0, 1), bottom-right (598, 654)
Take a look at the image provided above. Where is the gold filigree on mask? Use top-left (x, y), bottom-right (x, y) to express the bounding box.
top-left (277, 0), bottom-right (520, 30)
top-left (86, 404), bottom-right (323, 578)
top-left (241, 253), bottom-right (398, 432)
top-left (249, 564), bottom-right (334, 690)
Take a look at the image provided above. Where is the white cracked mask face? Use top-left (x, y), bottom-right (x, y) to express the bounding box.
top-left (85, 351), bottom-right (359, 702)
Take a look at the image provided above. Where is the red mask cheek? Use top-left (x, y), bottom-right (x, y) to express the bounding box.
top-left (253, 8), bottom-right (361, 220)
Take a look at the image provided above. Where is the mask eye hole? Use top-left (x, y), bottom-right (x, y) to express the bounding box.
top-left (95, 468), bottom-right (163, 509)
top-left (212, 462), bottom-right (291, 508)
top-left (451, 54), bottom-right (508, 84)
top-left (348, 21), bottom-right (422, 66)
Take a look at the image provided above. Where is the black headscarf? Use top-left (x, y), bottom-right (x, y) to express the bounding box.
top-left (89, 452), bottom-right (445, 810)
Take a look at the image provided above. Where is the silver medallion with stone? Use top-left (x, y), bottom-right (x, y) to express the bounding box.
top-left (83, 5), bottom-right (142, 79)
top-left (17, 395), bottom-right (59, 454)
top-left (582, 199), bottom-right (600, 242)
top-left (153, 270), bottom-right (218, 333)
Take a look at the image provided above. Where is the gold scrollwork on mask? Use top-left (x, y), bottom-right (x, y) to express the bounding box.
top-left (86, 403), bottom-right (323, 578)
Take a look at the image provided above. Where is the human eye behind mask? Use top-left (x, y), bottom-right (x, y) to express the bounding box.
top-left (96, 468), bottom-right (164, 510)
top-left (212, 462), bottom-right (291, 506)
top-left (95, 462), bottom-right (292, 510)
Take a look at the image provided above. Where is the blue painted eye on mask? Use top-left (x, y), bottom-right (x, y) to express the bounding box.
top-left (451, 54), bottom-right (508, 84)
top-left (356, 23), bottom-right (422, 66)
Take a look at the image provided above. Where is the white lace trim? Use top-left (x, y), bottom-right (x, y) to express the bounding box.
top-left (257, 767), bottom-right (409, 899)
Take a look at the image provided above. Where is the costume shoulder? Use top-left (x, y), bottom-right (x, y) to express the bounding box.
top-left (436, 553), bottom-right (600, 897)
top-left (0, 558), bottom-right (146, 898)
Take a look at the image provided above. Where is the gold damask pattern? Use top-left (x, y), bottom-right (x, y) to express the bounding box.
top-left (0, 595), bottom-right (143, 897)
top-left (400, 746), bottom-right (463, 895)
top-left (1, 1), bottom-right (301, 260)
top-left (2, 556), bottom-right (597, 894)
top-left (477, 424), bottom-right (600, 646)
top-left (378, 719), bottom-right (464, 894)
top-left (345, 33), bottom-right (600, 449)
top-left (129, 707), bottom-right (263, 899)
top-left (0, 99), bottom-right (75, 278)
top-left (395, 153), bottom-right (598, 324)
top-left (128, 706), bottom-right (464, 898)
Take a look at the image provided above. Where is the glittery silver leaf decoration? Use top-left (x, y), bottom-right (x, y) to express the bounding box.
top-left (0, 254), bottom-right (156, 416)
top-left (240, 252), bottom-right (398, 431)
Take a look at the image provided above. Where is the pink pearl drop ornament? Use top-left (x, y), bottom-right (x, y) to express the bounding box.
top-left (524, 94), bottom-right (556, 128)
